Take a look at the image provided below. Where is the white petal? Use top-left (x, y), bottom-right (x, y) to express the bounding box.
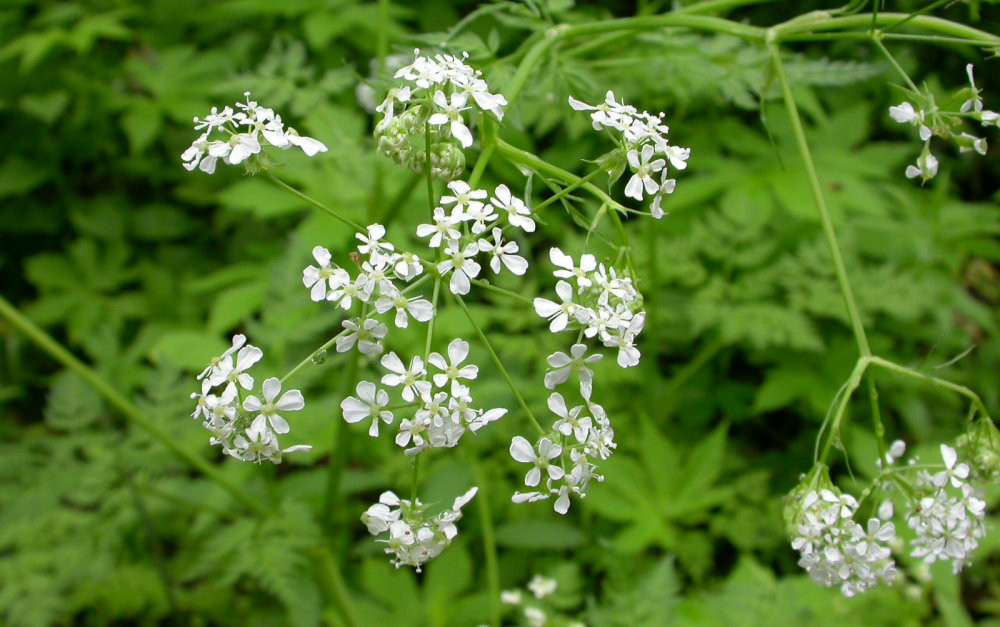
top-left (509, 436), bottom-right (536, 463)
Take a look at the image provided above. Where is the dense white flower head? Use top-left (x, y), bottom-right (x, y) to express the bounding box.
top-left (192, 336), bottom-right (310, 463)
top-left (182, 92), bottom-right (327, 174)
top-left (362, 487), bottom-right (478, 571)
top-left (568, 90), bottom-right (687, 216)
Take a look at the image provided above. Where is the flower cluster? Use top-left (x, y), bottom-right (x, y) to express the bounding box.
top-left (533, 247), bottom-right (645, 368)
top-left (191, 335), bottom-right (311, 463)
top-left (906, 444), bottom-right (987, 573)
top-left (889, 64), bottom-right (996, 182)
top-left (569, 91), bottom-right (690, 217)
top-left (375, 49), bottom-right (507, 180)
top-left (182, 92), bottom-right (328, 174)
top-left (341, 338), bottom-right (508, 453)
top-left (502, 575), bottom-right (581, 627)
top-left (303, 225), bottom-right (431, 358)
top-left (790, 487), bottom-right (897, 597)
top-left (787, 441), bottom-right (989, 597)
top-left (361, 488), bottom-right (477, 571)
top-left (420, 180), bottom-right (533, 295)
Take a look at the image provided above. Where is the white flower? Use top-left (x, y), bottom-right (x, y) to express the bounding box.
top-left (548, 392), bottom-right (591, 443)
top-left (478, 228), bottom-right (528, 275)
top-left (285, 128), bottom-right (329, 157)
top-left (905, 151), bottom-right (939, 182)
top-left (376, 86), bottom-right (412, 122)
top-left (527, 575), bottom-right (557, 599)
top-left (534, 280), bottom-right (588, 333)
top-left (549, 248), bottom-right (597, 289)
top-left (327, 273), bottom-right (372, 310)
top-left (197, 334), bottom-right (247, 381)
top-left (341, 381), bottom-right (393, 437)
top-left (455, 74), bottom-right (507, 119)
top-left (374, 292), bottom-right (434, 328)
top-left (428, 91), bottom-right (473, 148)
top-left (490, 184), bottom-right (535, 232)
top-left (437, 240), bottom-right (481, 295)
top-left (416, 207), bottom-right (461, 248)
top-left (207, 342), bottom-right (264, 397)
top-left (302, 246), bottom-right (349, 301)
top-left (545, 344), bottom-right (602, 399)
top-left (243, 377), bottom-right (305, 435)
top-left (337, 317), bottom-right (388, 356)
top-left (509, 436), bottom-right (564, 487)
top-left (961, 64), bottom-right (983, 113)
top-left (934, 444), bottom-right (970, 488)
top-left (461, 198), bottom-right (499, 234)
top-left (428, 338), bottom-right (479, 393)
top-left (380, 352), bottom-right (431, 402)
top-left (889, 102), bottom-right (918, 124)
top-left (356, 223), bottom-right (395, 256)
top-left (439, 180), bottom-right (487, 217)
top-left (624, 144), bottom-right (666, 201)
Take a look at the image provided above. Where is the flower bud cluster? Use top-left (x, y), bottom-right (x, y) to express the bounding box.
top-left (375, 50), bottom-right (507, 180)
top-left (889, 65), bottom-right (997, 182)
top-left (533, 247), bottom-right (645, 368)
top-left (569, 91), bottom-right (690, 217)
top-left (182, 92), bottom-right (327, 174)
top-left (421, 180), bottom-right (533, 295)
top-left (361, 488), bottom-right (477, 571)
top-left (191, 334), bottom-right (311, 463)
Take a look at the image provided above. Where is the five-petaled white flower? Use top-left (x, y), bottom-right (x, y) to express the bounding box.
top-left (624, 144), bottom-right (666, 201)
top-left (428, 338), bottom-right (479, 393)
top-left (534, 280), bottom-right (588, 332)
top-left (490, 184), bottom-right (535, 232)
top-left (428, 91), bottom-right (474, 148)
top-left (380, 352), bottom-right (431, 402)
top-left (478, 227), bottom-right (528, 275)
top-left (545, 343), bottom-right (603, 399)
top-left (243, 377), bottom-right (305, 435)
top-left (437, 240), bottom-right (481, 295)
top-left (509, 436), bottom-right (564, 487)
top-left (342, 381), bottom-right (394, 437)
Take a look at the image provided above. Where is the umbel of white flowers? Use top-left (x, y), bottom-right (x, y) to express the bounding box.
top-left (191, 334), bottom-right (311, 464)
top-left (889, 64), bottom-right (997, 183)
top-left (374, 49), bottom-right (507, 180)
top-left (181, 92), bottom-right (328, 174)
top-left (786, 442), bottom-right (987, 597)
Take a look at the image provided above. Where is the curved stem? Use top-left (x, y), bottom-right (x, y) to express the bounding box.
top-left (280, 329), bottom-right (348, 385)
top-left (265, 172), bottom-right (365, 232)
top-left (452, 294), bottom-right (545, 434)
top-left (0, 293), bottom-right (266, 516)
top-left (868, 356), bottom-right (992, 420)
top-left (772, 13), bottom-right (1000, 44)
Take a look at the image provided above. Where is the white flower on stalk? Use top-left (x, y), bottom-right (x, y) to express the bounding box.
top-left (605, 312), bottom-right (645, 368)
top-left (534, 280), bottom-right (589, 333)
top-left (391, 251), bottom-right (424, 281)
top-left (207, 342), bottom-right (264, 397)
top-left (649, 173), bottom-right (676, 219)
top-left (490, 184), bottom-right (535, 232)
top-left (439, 179), bottom-right (487, 217)
top-left (428, 338), bottom-right (479, 393)
top-left (478, 227), bottom-right (528, 275)
top-left (374, 292), bottom-right (434, 328)
top-left (455, 75), bottom-right (508, 119)
top-left (197, 334), bottom-right (247, 381)
top-left (528, 575), bottom-right (557, 599)
top-left (326, 273), bottom-right (372, 310)
top-left (243, 377), bottom-right (305, 435)
top-left (889, 101), bottom-right (932, 141)
top-left (905, 150), bottom-right (939, 182)
top-left (548, 392), bottom-right (592, 444)
top-left (961, 64), bottom-right (983, 113)
top-left (302, 246), bottom-right (349, 301)
top-left (509, 436), bottom-right (564, 487)
top-left (933, 444), bottom-right (970, 488)
top-left (461, 198), bottom-right (499, 234)
top-left (337, 317), bottom-right (388, 356)
top-left (624, 144), bottom-right (666, 201)
top-left (375, 86), bottom-right (412, 123)
top-left (416, 207), bottom-right (461, 248)
top-left (341, 381), bottom-right (394, 437)
top-left (356, 223), bottom-right (395, 256)
top-left (361, 491), bottom-right (402, 535)
top-left (380, 352), bottom-right (431, 402)
top-left (549, 247), bottom-right (597, 289)
top-left (428, 91), bottom-right (474, 148)
top-left (437, 240), bottom-right (481, 295)
top-left (544, 344), bottom-right (603, 399)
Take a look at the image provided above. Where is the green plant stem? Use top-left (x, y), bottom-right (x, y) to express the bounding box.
top-left (280, 330), bottom-right (348, 385)
top-left (424, 121), bottom-right (436, 216)
top-left (320, 353), bottom-right (359, 532)
top-left (868, 356), bottom-right (992, 419)
top-left (310, 546), bottom-right (361, 627)
top-left (0, 293), bottom-right (266, 516)
top-left (468, 278), bottom-right (533, 305)
top-left (452, 294), bottom-right (545, 434)
top-left (772, 13), bottom-right (1000, 44)
top-left (495, 140), bottom-right (626, 214)
top-left (769, 42), bottom-right (888, 464)
top-left (532, 167), bottom-right (606, 213)
top-left (463, 448), bottom-right (501, 627)
top-left (882, 0), bottom-right (954, 34)
top-left (871, 34), bottom-right (920, 92)
top-left (777, 31), bottom-right (1000, 47)
top-left (468, 116), bottom-right (497, 189)
top-left (265, 172), bottom-right (365, 232)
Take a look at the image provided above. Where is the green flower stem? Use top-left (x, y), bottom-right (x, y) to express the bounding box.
top-left (868, 356), bottom-right (992, 420)
top-left (468, 116), bottom-right (497, 189)
top-left (871, 34), bottom-right (920, 93)
top-left (320, 351), bottom-right (360, 533)
top-left (771, 13), bottom-right (1000, 45)
top-left (495, 139), bottom-right (627, 214)
top-left (410, 455), bottom-right (420, 503)
top-left (265, 172), bottom-right (365, 232)
top-left (0, 293), bottom-right (266, 516)
top-left (884, 0), bottom-right (961, 34)
top-left (424, 121), bottom-right (436, 216)
top-left (468, 278), bottom-right (534, 305)
top-left (462, 447), bottom-right (501, 627)
top-left (280, 329), bottom-right (349, 385)
top-left (779, 31), bottom-right (1000, 47)
top-left (424, 277), bottom-right (442, 365)
top-left (310, 546), bottom-right (362, 627)
top-left (532, 167), bottom-right (606, 213)
top-left (452, 294), bottom-right (545, 435)
top-left (769, 42), bottom-right (888, 464)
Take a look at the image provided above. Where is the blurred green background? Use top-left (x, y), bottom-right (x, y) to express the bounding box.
top-left (0, 0), bottom-right (998, 625)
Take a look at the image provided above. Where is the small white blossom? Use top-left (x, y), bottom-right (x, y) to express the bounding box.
top-left (342, 381), bottom-right (394, 437)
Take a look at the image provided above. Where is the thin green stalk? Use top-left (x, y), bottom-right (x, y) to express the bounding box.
top-left (532, 167), bottom-right (606, 213)
top-left (452, 294), bottom-right (545, 434)
top-left (779, 31), bottom-right (1000, 47)
top-left (468, 278), bottom-right (533, 305)
top-left (769, 42), bottom-right (887, 464)
top-left (871, 34), bottom-right (920, 92)
top-left (265, 172), bottom-right (365, 232)
top-left (310, 546), bottom-right (362, 627)
top-left (280, 329), bottom-right (348, 385)
top-left (868, 356), bottom-right (992, 419)
top-left (464, 448), bottom-right (501, 627)
top-left (320, 353), bottom-right (360, 531)
top-left (818, 357), bottom-right (869, 464)
top-left (772, 13), bottom-right (1000, 45)
top-left (0, 293), bottom-right (266, 516)
top-left (424, 277), bottom-right (442, 364)
top-left (882, 0), bottom-right (952, 34)
top-left (468, 117), bottom-right (497, 189)
top-left (424, 121), bottom-right (436, 216)
top-left (410, 456), bottom-right (420, 503)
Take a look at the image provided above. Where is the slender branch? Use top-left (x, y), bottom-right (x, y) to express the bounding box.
top-left (871, 34), bottom-right (920, 93)
top-left (452, 294), bottom-right (545, 434)
top-left (532, 167), bottom-right (606, 213)
top-left (469, 278), bottom-right (534, 305)
top-left (320, 353), bottom-right (360, 531)
top-left (772, 13), bottom-right (1000, 44)
top-left (0, 293), bottom-right (266, 516)
top-left (280, 329), bottom-right (348, 385)
top-left (868, 356), bottom-right (992, 420)
top-left (265, 172), bottom-right (365, 232)
top-left (463, 448), bottom-right (501, 627)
